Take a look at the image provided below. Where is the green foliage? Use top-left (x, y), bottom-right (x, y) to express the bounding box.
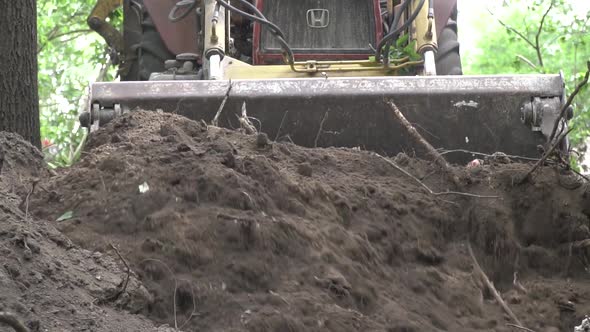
top-left (464, 0), bottom-right (590, 167)
top-left (368, 33), bottom-right (423, 63)
top-left (38, 0), bottom-right (119, 168)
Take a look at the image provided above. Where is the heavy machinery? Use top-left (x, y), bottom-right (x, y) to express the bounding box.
top-left (82, 0), bottom-right (571, 162)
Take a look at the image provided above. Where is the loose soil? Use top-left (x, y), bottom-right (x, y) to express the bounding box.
top-left (0, 132), bottom-right (173, 332)
top-left (4, 110), bottom-right (590, 331)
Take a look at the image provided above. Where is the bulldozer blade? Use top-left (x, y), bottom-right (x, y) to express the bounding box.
top-left (86, 74), bottom-right (567, 163)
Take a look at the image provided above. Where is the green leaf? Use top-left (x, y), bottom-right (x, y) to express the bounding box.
top-left (56, 211), bottom-right (74, 222)
top-left (396, 34), bottom-right (410, 48)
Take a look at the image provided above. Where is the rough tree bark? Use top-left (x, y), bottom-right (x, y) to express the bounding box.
top-left (0, 0), bottom-right (40, 148)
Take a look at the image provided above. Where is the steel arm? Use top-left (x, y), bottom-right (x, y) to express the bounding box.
top-left (87, 0), bottom-right (124, 59)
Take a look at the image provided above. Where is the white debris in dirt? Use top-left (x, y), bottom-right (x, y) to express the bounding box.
top-left (454, 100), bottom-right (479, 108)
top-left (575, 316), bottom-right (590, 332)
top-left (138, 182), bottom-right (150, 194)
top-left (467, 159), bottom-right (484, 168)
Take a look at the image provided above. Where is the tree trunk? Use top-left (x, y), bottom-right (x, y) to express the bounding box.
top-left (0, 0), bottom-right (40, 148)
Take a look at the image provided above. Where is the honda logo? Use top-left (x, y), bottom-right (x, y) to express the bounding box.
top-left (306, 9), bottom-right (330, 28)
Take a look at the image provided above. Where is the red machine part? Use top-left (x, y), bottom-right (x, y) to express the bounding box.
top-left (252, 0), bottom-right (384, 65)
top-left (142, 0), bottom-right (456, 63)
top-left (143, 0), bottom-right (199, 56)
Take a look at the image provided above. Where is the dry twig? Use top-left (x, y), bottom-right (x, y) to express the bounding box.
top-left (568, 167), bottom-right (590, 182)
top-left (212, 81), bottom-right (232, 127)
top-left (141, 258), bottom-right (197, 330)
top-left (512, 272), bottom-right (528, 294)
top-left (104, 243), bottom-right (131, 303)
top-left (385, 100), bottom-right (460, 186)
top-left (519, 127), bottom-right (574, 184)
top-left (237, 102), bottom-right (257, 135)
top-left (314, 111), bottom-right (329, 148)
top-left (467, 243), bottom-right (523, 327)
top-left (487, 9), bottom-right (536, 51)
top-left (439, 149), bottom-right (542, 162)
top-left (534, 1), bottom-right (554, 68)
top-left (506, 323), bottom-right (537, 332)
top-left (142, 258), bottom-right (179, 329)
top-left (515, 54), bottom-right (538, 70)
top-left (569, 239), bottom-right (590, 249)
top-left (275, 111), bottom-right (289, 141)
top-left (24, 180), bottom-right (38, 222)
top-left (374, 154), bottom-right (498, 199)
top-left (0, 312), bottom-right (29, 332)
top-left (548, 61), bottom-right (590, 142)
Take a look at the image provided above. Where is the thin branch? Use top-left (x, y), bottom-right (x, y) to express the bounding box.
top-left (515, 55), bottom-right (538, 70)
top-left (567, 167), bottom-right (590, 183)
top-left (212, 81), bottom-right (232, 127)
top-left (314, 111), bottom-right (329, 148)
top-left (548, 61), bottom-right (590, 142)
top-left (24, 181), bottom-right (38, 223)
top-left (51, 29), bottom-right (93, 41)
top-left (105, 243), bottom-right (130, 303)
top-left (439, 149), bottom-right (542, 162)
top-left (0, 312), bottom-right (29, 332)
top-left (410, 122), bottom-right (440, 140)
top-left (534, 1), bottom-right (554, 68)
top-left (385, 99), bottom-right (460, 187)
top-left (506, 323), bottom-right (537, 332)
top-left (519, 127), bottom-right (574, 184)
top-left (37, 25), bottom-right (60, 54)
top-left (237, 102), bottom-right (257, 134)
top-left (373, 153), bottom-right (498, 199)
top-left (53, 33), bottom-right (88, 45)
top-left (488, 8), bottom-right (536, 49)
top-left (274, 111), bottom-right (289, 141)
top-left (141, 259), bottom-right (179, 330)
top-left (468, 243), bottom-right (523, 327)
top-left (37, 26), bottom-right (91, 54)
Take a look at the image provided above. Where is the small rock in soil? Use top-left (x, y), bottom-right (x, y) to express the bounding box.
top-left (297, 162), bottom-right (313, 177)
top-left (256, 133), bottom-right (270, 148)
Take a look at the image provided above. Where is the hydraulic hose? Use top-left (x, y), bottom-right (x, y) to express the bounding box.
top-left (214, 0), bottom-right (295, 66)
top-left (375, 0), bottom-right (425, 63)
top-left (381, 0), bottom-right (410, 65)
top-left (169, 0), bottom-right (199, 22)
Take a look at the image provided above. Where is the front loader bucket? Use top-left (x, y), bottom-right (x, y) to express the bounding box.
top-left (86, 74), bottom-right (566, 163)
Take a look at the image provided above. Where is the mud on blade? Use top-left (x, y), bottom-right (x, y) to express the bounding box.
top-left (84, 74), bottom-right (568, 163)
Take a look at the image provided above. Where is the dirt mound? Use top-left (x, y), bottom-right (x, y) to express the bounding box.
top-left (30, 111), bottom-right (590, 332)
top-left (0, 132), bottom-right (173, 332)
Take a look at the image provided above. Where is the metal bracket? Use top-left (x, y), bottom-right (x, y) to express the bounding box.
top-left (79, 103), bottom-right (126, 132)
top-left (520, 96), bottom-right (563, 138)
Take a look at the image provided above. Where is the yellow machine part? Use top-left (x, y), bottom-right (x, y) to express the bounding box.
top-left (87, 0), bottom-right (124, 54)
top-left (223, 58), bottom-right (424, 80)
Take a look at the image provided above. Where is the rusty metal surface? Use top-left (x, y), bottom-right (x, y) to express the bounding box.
top-left (433, 0), bottom-right (457, 38)
top-left (90, 74), bottom-right (565, 163)
top-left (143, 0), bottom-right (199, 55)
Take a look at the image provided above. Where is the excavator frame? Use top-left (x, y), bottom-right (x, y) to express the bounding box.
top-left (84, 0), bottom-right (571, 163)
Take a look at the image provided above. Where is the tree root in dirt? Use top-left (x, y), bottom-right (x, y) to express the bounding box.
top-left (314, 111), bottom-right (329, 148)
top-left (141, 258), bottom-right (198, 330)
top-left (519, 127), bottom-right (574, 184)
top-left (0, 312), bottom-right (30, 332)
top-left (467, 243), bottom-right (525, 328)
top-left (237, 102), bottom-right (257, 135)
top-left (373, 153), bottom-right (499, 199)
top-left (97, 243), bottom-right (131, 304)
top-left (506, 323), bottom-right (537, 332)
